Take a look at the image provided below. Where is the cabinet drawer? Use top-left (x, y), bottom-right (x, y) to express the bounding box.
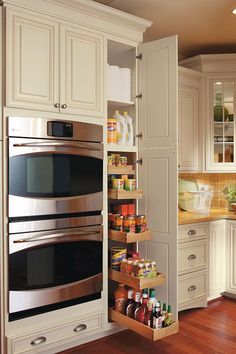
top-left (178, 239), bottom-right (208, 274)
top-left (178, 223), bottom-right (208, 242)
top-left (178, 270), bottom-right (207, 306)
top-left (7, 313), bottom-right (102, 354)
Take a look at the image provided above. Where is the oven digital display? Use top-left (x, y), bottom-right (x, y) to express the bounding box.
top-left (47, 121), bottom-right (73, 137)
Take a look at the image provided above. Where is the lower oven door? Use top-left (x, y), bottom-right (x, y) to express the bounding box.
top-left (9, 225), bottom-right (103, 314)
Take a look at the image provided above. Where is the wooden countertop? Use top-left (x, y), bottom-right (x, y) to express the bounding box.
top-left (178, 208), bottom-right (236, 225)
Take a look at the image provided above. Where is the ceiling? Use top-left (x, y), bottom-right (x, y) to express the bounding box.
top-left (93, 0), bottom-right (236, 60)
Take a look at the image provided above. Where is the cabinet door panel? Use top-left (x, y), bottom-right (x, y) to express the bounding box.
top-left (178, 88), bottom-right (198, 171)
top-left (208, 221), bottom-right (225, 300)
top-left (138, 36), bottom-right (177, 148)
top-left (227, 222), bottom-right (236, 293)
top-left (61, 25), bottom-right (104, 117)
top-left (6, 8), bottom-right (59, 112)
top-left (138, 148), bottom-right (177, 317)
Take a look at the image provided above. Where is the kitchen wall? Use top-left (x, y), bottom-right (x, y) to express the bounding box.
top-left (179, 173), bottom-right (236, 209)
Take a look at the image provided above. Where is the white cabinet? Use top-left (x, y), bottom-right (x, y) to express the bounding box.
top-left (138, 35), bottom-right (178, 318)
top-left (208, 220), bottom-right (226, 301)
top-left (178, 67), bottom-right (201, 172)
top-left (225, 221), bottom-right (236, 294)
top-left (138, 36), bottom-right (177, 149)
top-left (180, 54), bottom-right (236, 172)
top-left (6, 7), bottom-right (104, 117)
top-left (178, 223), bottom-right (208, 311)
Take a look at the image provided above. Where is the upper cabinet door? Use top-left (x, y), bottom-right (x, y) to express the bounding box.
top-left (138, 36), bottom-right (178, 148)
top-left (6, 8), bottom-right (59, 112)
top-left (60, 25), bottom-right (104, 117)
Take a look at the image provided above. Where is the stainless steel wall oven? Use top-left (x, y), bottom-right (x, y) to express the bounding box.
top-left (7, 117), bottom-right (103, 321)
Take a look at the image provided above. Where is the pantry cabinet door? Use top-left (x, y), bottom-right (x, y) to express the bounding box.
top-left (6, 8), bottom-right (59, 112)
top-left (208, 220), bottom-right (226, 300)
top-left (60, 25), bottom-right (104, 117)
top-left (226, 221), bottom-right (236, 294)
top-left (138, 148), bottom-right (178, 317)
top-left (138, 36), bottom-right (178, 148)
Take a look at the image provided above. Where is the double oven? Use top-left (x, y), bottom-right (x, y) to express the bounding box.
top-left (8, 117), bottom-right (103, 320)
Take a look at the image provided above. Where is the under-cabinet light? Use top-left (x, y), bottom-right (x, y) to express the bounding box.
top-left (232, 8), bottom-right (236, 14)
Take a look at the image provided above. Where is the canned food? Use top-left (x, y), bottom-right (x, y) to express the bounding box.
top-left (124, 179), bottom-right (136, 191)
top-left (111, 247), bottom-right (127, 270)
top-left (107, 118), bottom-right (117, 144)
top-left (113, 214), bottom-right (124, 231)
top-left (108, 155), bottom-right (115, 166)
top-left (124, 215), bottom-right (136, 233)
top-left (135, 215), bottom-right (147, 233)
top-left (112, 178), bottom-right (124, 190)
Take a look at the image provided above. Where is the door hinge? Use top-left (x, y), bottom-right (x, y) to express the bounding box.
top-left (136, 93), bottom-right (142, 99)
top-left (136, 53), bottom-right (142, 60)
top-left (136, 158), bottom-right (143, 166)
top-left (136, 132), bottom-right (143, 139)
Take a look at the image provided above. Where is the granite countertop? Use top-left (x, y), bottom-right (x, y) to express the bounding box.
top-left (178, 208), bottom-right (236, 225)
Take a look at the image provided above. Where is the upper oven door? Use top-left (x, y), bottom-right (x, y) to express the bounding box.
top-left (8, 138), bottom-right (103, 218)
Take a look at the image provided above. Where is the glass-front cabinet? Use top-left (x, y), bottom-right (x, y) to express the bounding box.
top-left (207, 78), bottom-right (236, 171)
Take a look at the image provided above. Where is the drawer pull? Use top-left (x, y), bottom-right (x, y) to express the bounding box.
top-left (188, 254), bottom-right (197, 260)
top-left (73, 324), bottom-right (87, 332)
top-left (188, 285), bottom-right (197, 292)
top-left (30, 336), bottom-right (46, 346)
top-left (188, 230), bottom-right (196, 236)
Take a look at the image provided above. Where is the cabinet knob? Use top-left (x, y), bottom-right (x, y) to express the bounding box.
top-left (31, 336), bottom-right (47, 346)
top-left (73, 324), bottom-right (87, 332)
top-left (136, 132), bottom-right (143, 139)
top-left (136, 158), bottom-right (143, 166)
top-left (188, 285), bottom-right (197, 292)
top-left (61, 104), bottom-right (67, 109)
top-left (188, 230), bottom-right (196, 236)
top-left (54, 103), bottom-right (60, 108)
top-left (188, 254), bottom-right (197, 260)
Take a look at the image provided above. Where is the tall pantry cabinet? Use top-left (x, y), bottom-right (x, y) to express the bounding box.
top-left (0, 1), bottom-right (178, 353)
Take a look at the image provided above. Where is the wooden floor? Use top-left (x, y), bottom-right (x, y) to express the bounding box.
top-left (60, 297), bottom-right (236, 354)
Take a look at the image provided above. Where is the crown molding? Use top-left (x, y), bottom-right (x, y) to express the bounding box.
top-left (2, 0), bottom-right (152, 43)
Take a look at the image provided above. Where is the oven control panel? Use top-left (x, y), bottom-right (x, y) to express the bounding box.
top-left (47, 121), bottom-right (73, 138)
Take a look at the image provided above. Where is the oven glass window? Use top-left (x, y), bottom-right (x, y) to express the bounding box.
top-left (9, 154), bottom-right (103, 197)
top-left (9, 240), bottom-right (102, 290)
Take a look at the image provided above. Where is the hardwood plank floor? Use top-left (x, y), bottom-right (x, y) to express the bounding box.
top-left (59, 297), bottom-right (236, 354)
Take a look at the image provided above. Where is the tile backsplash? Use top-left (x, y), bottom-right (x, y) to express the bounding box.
top-left (179, 173), bottom-right (236, 209)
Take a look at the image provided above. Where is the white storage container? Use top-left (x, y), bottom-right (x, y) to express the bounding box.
top-left (179, 190), bottom-right (213, 213)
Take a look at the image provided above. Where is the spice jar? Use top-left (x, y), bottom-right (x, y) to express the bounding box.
top-left (137, 263), bottom-right (144, 278)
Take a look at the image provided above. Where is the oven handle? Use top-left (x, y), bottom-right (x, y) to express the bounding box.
top-left (13, 230), bottom-right (101, 244)
top-left (13, 141), bottom-right (101, 151)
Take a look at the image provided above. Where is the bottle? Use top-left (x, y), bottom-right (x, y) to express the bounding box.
top-left (113, 110), bottom-right (126, 145)
top-left (152, 301), bottom-right (162, 329)
top-left (162, 303), bottom-right (167, 324)
top-left (135, 292), bottom-right (148, 323)
top-left (129, 290), bottom-right (142, 319)
top-left (107, 118), bottom-right (117, 144)
top-left (123, 112), bottom-right (134, 146)
top-left (125, 289), bottom-right (134, 317)
top-left (114, 284), bottom-right (127, 314)
top-left (163, 305), bottom-right (173, 327)
top-left (144, 289), bottom-right (156, 326)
